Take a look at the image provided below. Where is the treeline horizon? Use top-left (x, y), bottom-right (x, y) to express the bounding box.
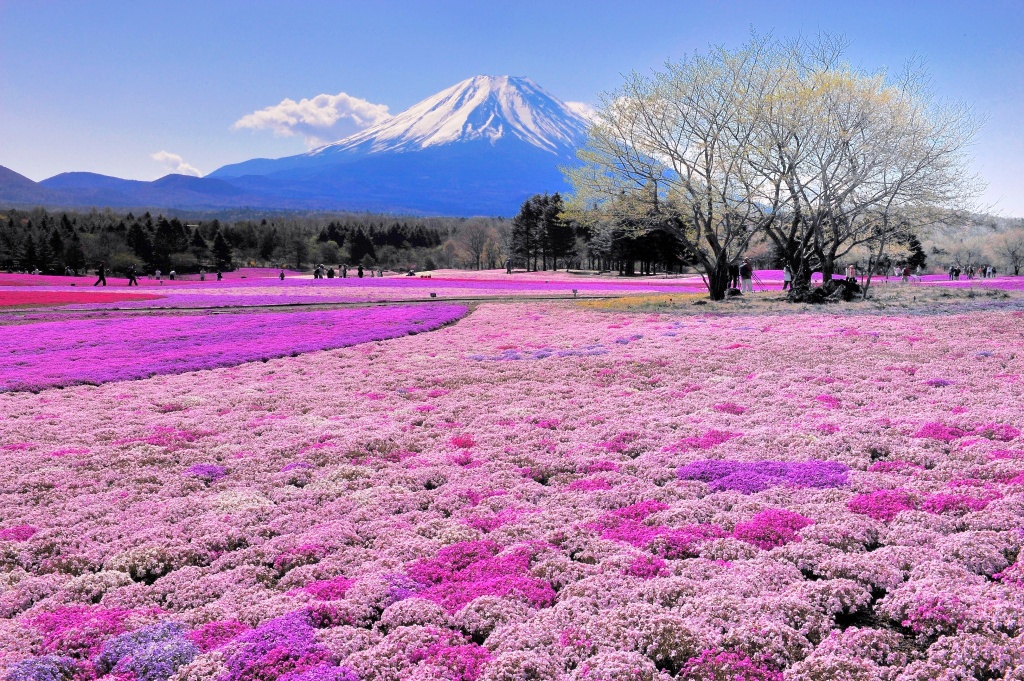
top-left (1, 203), bottom-right (1021, 278)
top-left (0, 206), bottom-right (495, 275)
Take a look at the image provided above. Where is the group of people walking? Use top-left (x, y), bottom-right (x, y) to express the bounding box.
top-left (310, 264), bottom-right (384, 279)
top-left (91, 262), bottom-right (221, 286)
top-left (949, 265), bottom-right (995, 280)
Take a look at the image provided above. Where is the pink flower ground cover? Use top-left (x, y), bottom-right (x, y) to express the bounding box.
top-left (1, 301), bottom-right (1023, 680)
top-left (0, 290), bottom-right (163, 308)
top-left (0, 304), bottom-right (467, 392)
top-left (53, 276), bottom-right (708, 310)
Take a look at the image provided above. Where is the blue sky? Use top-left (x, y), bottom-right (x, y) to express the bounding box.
top-left (1, 0), bottom-right (1021, 215)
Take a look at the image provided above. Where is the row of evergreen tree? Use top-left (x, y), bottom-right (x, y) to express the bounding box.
top-left (2, 202), bottom-right (928, 278)
top-left (510, 193), bottom-right (694, 274)
top-left (0, 208), bottom-right (454, 275)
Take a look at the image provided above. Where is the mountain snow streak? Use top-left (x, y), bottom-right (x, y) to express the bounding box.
top-left (309, 75), bottom-right (589, 156)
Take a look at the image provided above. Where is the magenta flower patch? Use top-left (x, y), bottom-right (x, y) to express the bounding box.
top-left (664, 429), bottom-right (741, 452)
top-left (407, 541), bottom-right (555, 612)
top-left (0, 525), bottom-right (38, 541)
top-left (682, 649), bottom-right (783, 681)
top-left (0, 304), bottom-right (468, 392)
top-left (815, 394), bottom-right (841, 409)
top-left (913, 422), bottom-right (968, 442)
top-left (568, 477), bottom-right (612, 492)
top-left (186, 620), bottom-right (249, 652)
top-left (733, 509), bottom-right (814, 550)
top-left (624, 554), bottom-right (668, 579)
top-left (28, 606), bottom-right (139, 657)
top-left (848, 489), bottom-right (918, 521)
top-left (973, 423), bottom-right (1021, 442)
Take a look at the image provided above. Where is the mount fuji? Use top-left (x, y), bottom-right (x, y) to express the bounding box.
top-left (208, 75), bottom-right (591, 215)
top-left (0, 76), bottom-right (590, 216)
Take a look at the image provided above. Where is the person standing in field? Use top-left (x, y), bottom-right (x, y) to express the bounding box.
top-left (358, 265), bottom-right (364, 278)
top-left (739, 259), bottom-right (753, 293)
top-left (783, 265), bottom-right (793, 291)
top-left (126, 264), bottom-right (138, 286)
top-left (93, 262), bottom-right (107, 287)
top-left (342, 265), bottom-right (348, 278)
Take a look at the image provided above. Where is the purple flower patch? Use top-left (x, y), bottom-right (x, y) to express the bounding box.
top-left (183, 464), bottom-right (227, 482)
top-left (676, 459), bottom-right (848, 493)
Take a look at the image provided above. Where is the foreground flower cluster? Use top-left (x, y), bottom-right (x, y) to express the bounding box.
top-left (0, 300), bottom-right (1022, 680)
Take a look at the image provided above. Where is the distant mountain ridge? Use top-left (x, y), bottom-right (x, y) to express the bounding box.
top-left (0, 76), bottom-right (591, 216)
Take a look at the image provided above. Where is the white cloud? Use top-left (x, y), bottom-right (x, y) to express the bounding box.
top-left (565, 101), bottom-right (598, 122)
top-left (233, 92), bottom-right (392, 147)
top-left (151, 151), bottom-right (202, 177)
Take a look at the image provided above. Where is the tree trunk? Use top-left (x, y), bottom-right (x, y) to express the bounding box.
top-left (820, 257), bottom-right (836, 291)
top-left (705, 258), bottom-right (731, 301)
top-left (786, 257), bottom-right (814, 302)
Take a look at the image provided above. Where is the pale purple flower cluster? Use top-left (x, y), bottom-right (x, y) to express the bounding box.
top-left (183, 464), bottom-right (227, 482)
top-left (221, 612), bottom-right (334, 681)
top-left (95, 622), bottom-right (198, 681)
top-left (468, 345), bottom-right (609, 361)
top-left (677, 459), bottom-right (849, 493)
top-left (4, 656), bottom-right (80, 681)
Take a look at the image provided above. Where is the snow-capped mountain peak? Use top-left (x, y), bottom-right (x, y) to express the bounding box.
top-left (310, 75), bottom-right (590, 157)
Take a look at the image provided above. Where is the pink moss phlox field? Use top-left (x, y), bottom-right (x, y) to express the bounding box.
top-left (31, 270), bottom-right (717, 311)
top-left (1, 301), bottom-right (1023, 679)
top-left (0, 304), bottom-right (467, 392)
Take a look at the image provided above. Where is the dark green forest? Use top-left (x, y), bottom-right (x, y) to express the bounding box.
top-left (0, 198), bottom-right (697, 276)
top-left (0, 208), bottom-right (458, 275)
